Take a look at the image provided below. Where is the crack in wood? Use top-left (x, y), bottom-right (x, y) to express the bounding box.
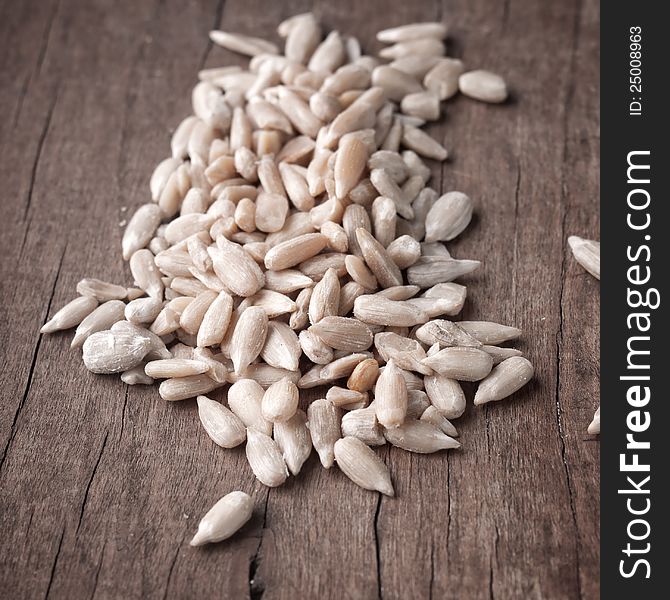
top-left (88, 539), bottom-right (107, 600)
top-left (198, 0), bottom-right (227, 72)
top-left (0, 241), bottom-right (67, 473)
top-left (75, 432), bottom-right (109, 537)
top-left (373, 491), bottom-right (383, 600)
top-left (44, 525), bottom-right (65, 600)
top-left (36, 0), bottom-right (61, 77)
top-left (161, 534), bottom-right (183, 600)
top-left (249, 489), bottom-right (270, 600)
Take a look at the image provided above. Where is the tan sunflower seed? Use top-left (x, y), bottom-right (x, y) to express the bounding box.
top-left (340, 407), bottom-right (385, 446)
top-left (345, 255), bottom-right (377, 290)
top-left (379, 38), bottom-right (445, 60)
top-left (320, 353), bottom-right (372, 382)
top-left (260, 321), bottom-right (301, 371)
top-left (342, 204), bottom-right (371, 257)
top-left (376, 285), bottom-right (421, 301)
top-left (192, 347), bottom-right (229, 383)
top-left (368, 150), bottom-right (408, 184)
top-left (415, 319), bottom-right (481, 348)
top-left (422, 347), bottom-right (493, 381)
top-left (588, 406), bottom-right (601, 435)
top-left (374, 359), bottom-right (408, 428)
top-left (197, 395), bottom-right (246, 448)
top-left (403, 389), bottom-right (431, 419)
top-left (568, 235), bottom-right (600, 280)
top-left (209, 30), bottom-right (278, 56)
top-left (425, 192), bottom-right (473, 242)
top-left (377, 21), bottom-right (448, 43)
top-left (246, 289), bottom-right (297, 318)
top-left (261, 377), bottom-right (300, 423)
top-left (375, 332), bottom-right (432, 375)
top-left (227, 379), bottom-right (273, 435)
top-left (81, 329), bottom-right (150, 374)
top-left (424, 374), bottom-right (466, 418)
top-left (370, 168), bottom-right (414, 220)
top-left (150, 157), bottom-right (181, 200)
top-left (370, 196), bottom-right (397, 248)
top-left (338, 281), bottom-right (367, 316)
top-left (299, 329), bottom-right (334, 364)
top-left (263, 270), bottom-right (314, 294)
top-left (179, 290), bottom-right (218, 335)
top-left (230, 306), bottom-right (268, 374)
top-left (274, 409), bottom-right (312, 475)
top-left (420, 405), bottom-right (458, 437)
top-left (348, 177), bottom-right (377, 208)
top-left (474, 356), bottom-right (534, 405)
top-left (481, 345), bottom-right (523, 365)
top-left (246, 99), bottom-right (292, 134)
top-left (371, 66), bottom-right (422, 102)
top-left (129, 249), bottom-right (164, 299)
top-left (334, 134), bottom-right (368, 201)
top-left (278, 162), bottom-right (314, 212)
top-left (308, 30), bottom-right (346, 72)
top-left (390, 54), bottom-right (441, 79)
top-left (121, 365), bottom-right (154, 386)
top-left (196, 291), bottom-right (234, 348)
top-left (190, 490), bottom-right (253, 547)
top-left (145, 358), bottom-right (210, 378)
top-left (308, 267), bottom-right (340, 324)
top-left (424, 58), bottom-right (464, 101)
top-left (309, 92), bottom-right (342, 122)
top-left (265, 233), bottom-right (327, 271)
top-left (354, 295), bottom-right (428, 327)
top-left (245, 428), bottom-right (288, 487)
top-left (299, 252), bottom-right (347, 281)
top-left (283, 13), bottom-right (321, 64)
top-left (170, 276), bottom-right (208, 298)
top-left (457, 321), bottom-right (522, 345)
top-left (355, 228), bottom-right (402, 288)
top-left (41, 295), bottom-right (99, 334)
top-left (277, 88), bottom-right (323, 138)
top-left (122, 204), bottom-right (163, 261)
top-left (346, 358), bottom-right (380, 392)
top-left (420, 283), bottom-right (467, 315)
top-left (387, 235), bottom-right (421, 269)
top-left (401, 91), bottom-right (441, 121)
top-left (306, 398), bottom-right (342, 468)
top-left (384, 420), bottom-right (460, 453)
top-left (205, 155), bottom-right (237, 186)
top-left (76, 279), bottom-right (127, 302)
top-left (401, 124), bottom-right (448, 161)
top-left (71, 300), bottom-right (126, 348)
top-left (209, 237), bottom-right (265, 297)
top-left (309, 316), bottom-right (373, 352)
top-left (320, 221), bottom-right (349, 253)
top-left (290, 287), bottom-right (312, 330)
top-left (406, 256), bottom-right (480, 287)
top-left (459, 70), bottom-right (508, 103)
top-left (334, 437), bottom-right (394, 496)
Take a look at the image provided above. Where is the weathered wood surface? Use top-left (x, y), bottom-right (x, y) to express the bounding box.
top-left (0, 0), bottom-right (600, 598)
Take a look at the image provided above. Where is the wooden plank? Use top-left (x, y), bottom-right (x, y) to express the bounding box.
top-left (0, 0), bottom-right (600, 598)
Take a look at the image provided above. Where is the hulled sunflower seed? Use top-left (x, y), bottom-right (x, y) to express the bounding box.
top-left (245, 428), bottom-right (289, 487)
top-left (347, 358), bottom-right (380, 392)
top-left (307, 398), bottom-right (342, 468)
top-left (326, 386), bottom-right (368, 408)
top-left (401, 124), bottom-right (448, 161)
top-left (209, 30), bottom-right (279, 57)
top-left (354, 295), bottom-right (428, 327)
top-left (261, 377), bottom-right (299, 423)
top-left (355, 228), bottom-right (403, 288)
top-left (377, 22), bottom-right (448, 43)
top-left (209, 237), bottom-right (265, 297)
top-left (82, 330), bottom-right (151, 374)
top-left (122, 204), bottom-right (162, 261)
top-left (375, 331), bottom-right (432, 375)
top-left (425, 191), bottom-right (473, 242)
top-left (274, 409), bottom-right (312, 475)
top-left (406, 256), bottom-right (480, 287)
top-left (374, 359), bottom-right (408, 428)
top-left (424, 374), bottom-right (466, 418)
top-left (587, 406), bottom-right (600, 435)
top-left (264, 233), bottom-right (327, 271)
top-left (568, 235), bottom-right (600, 280)
top-left (457, 321), bottom-right (522, 345)
top-left (387, 235), bottom-right (421, 269)
top-left (341, 407), bottom-right (385, 446)
top-left (384, 420), bottom-right (460, 453)
top-left (41, 295), bottom-right (99, 334)
top-left (76, 279), bottom-right (127, 302)
top-left (309, 316), bottom-right (373, 352)
top-left (121, 365), bottom-right (154, 386)
top-left (420, 405), bottom-right (458, 437)
top-left (308, 267), bottom-right (340, 324)
top-left (190, 490), bottom-right (254, 547)
top-left (197, 395), bottom-right (246, 448)
top-left (473, 356), bottom-right (534, 405)
top-left (415, 319), bottom-right (481, 348)
top-left (71, 300), bottom-right (126, 348)
top-left (197, 291), bottom-right (234, 347)
top-left (158, 373), bottom-right (222, 401)
top-left (404, 389), bottom-right (431, 419)
top-left (227, 379), bottom-right (273, 435)
top-left (230, 306), bottom-right (268, 374)
top-left (334, 437), bottom-right (394, 496)
top-left (459, 70), bottom-right (508, 103)
top-left (422, 346), bottom-right (493, 381)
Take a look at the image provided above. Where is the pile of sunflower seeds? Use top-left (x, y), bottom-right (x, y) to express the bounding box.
top-left (568, 235), bottom-right (600, 435)
top-left (40, 15), bottom-right (534, 545)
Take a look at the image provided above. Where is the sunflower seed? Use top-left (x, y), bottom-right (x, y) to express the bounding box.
top-left (306, 398), bottom-right (342, 468)
top-left (374, 359), bottom-right (408, 428)
top-left (326, 386), bottom-right (368, 408)
top-left (197, 395), bottom-right (246, 448)
top-left (308, 267), bottom-right (340, 324)
top-left (340, 407), bottom-right (385, 446)
top-left (474, 356), bottom-right (534, 405)
top-left (260, 321), bottom-right (301, 371)
top-left (190, 490), bottom-right (254, 547)
top-left (158, 374), bottom-right (222, 401)
top-left (245, 428), bottom-right (288, 487)
top-left (209, 30), bottom-right (279, 57)
top-left (334, 437), bottom-right (394, 496)
top-left (422, 346), bottom-right (493, 381)
top-left (145, 358), bottom-right (210, 378)
top-left (197, 291), bottom-right (234, 347)
top-left (377, 22), bottom-right (448, 43)
top-left (387, 235), bottom-right (421, 269)
top-left (121, 365), bottom-right (154, 386)
top-left (265, 233), bottom-right (327, 271)
top-left (384, 420), bottom-right (460, 453)
top-left (230, 306), bottom-right (268, 374)
top-left (459, 70), bottom-right (508, 103)
top-left (424, 374), bottom-right (466, 418)
top-left (407, 256), bottom-right (480, 287)
top-left (355, 228), bottom-right (403, 288)
top-left (457, 321), bottom-right (522, 345)
top-left (71, 300), bottom-right (126, 348)
top-left (420, 405), bottom-right (458, 437)
top-left (209, 237), bottom-right (265, 297)
top-left (283, 13), bottom-right (321, 64)
top-left (425, 192), bottom-right (473, 242)
top-left (354, 295), bottom-right (428, 327)
top-left (415, 320), bottom-right (481, 348)
top-left (227, 379), bottom-right (273, 436)
top-left (261, 377), bottom-right (299, 423)
top-left (568, 235), bottom-right (600, 280)
top-left (346, 358), bottom-right (380, 392)
top-left (180, 290), bottom-right (218, 335)
top-left (375, 332), bottom-right (432, 375)
top-left (274, 409), bottom-right (312, 475)
top-left (290, 287), bottom-right (312, 330)
top-left (370, 168), bottom-right (414, 220)
top-left (587, 406), bottom-right (600, 435)
top-left (309, 316), bottom-right (373, 352)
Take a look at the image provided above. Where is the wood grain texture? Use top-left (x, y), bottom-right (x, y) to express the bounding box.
top-left (0, 0), bottom-right (600, 598)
